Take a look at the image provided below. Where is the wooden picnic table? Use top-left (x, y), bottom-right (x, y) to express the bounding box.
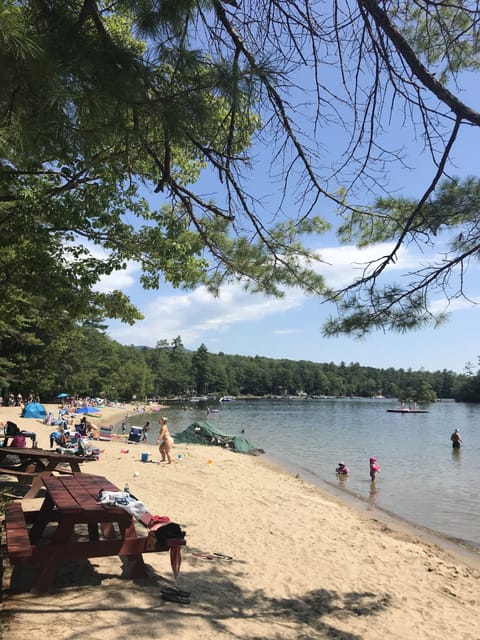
top-left (0, 447), bottom-right (87, 498)
top-left (3, 473), bottom-right (186, 593)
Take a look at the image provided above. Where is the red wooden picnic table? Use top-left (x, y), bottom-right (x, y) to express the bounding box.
top-left (0, 447), bottom-right (88, 497)
top-left (3, 473), bottom-right (186, 593)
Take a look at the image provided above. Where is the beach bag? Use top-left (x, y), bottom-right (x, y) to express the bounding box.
top-left (5, 421), bottom-right (20, 436)
top-left (154, 522), bottom-right (184, 545)
top-left (10, 434), bottom-right (27, 447)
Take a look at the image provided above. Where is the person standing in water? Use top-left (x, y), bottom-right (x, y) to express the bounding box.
top-left (157, 416), bottom-right (174, 464)
top-left (450, 428), bottom-right (462, 448)
top-left (369, 456), bottom-right (381, 481)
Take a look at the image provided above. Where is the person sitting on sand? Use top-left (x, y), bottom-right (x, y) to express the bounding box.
top-left (85, 420), bottom-right (98, 439)
top-left (369, 456), bottom-right (381, 481)
top-left (157, 417), bottom-right (174, 464)
top-left (450, 428), bottom-right (462, 448)
top-left (336, 461), bottom-right (349, 474)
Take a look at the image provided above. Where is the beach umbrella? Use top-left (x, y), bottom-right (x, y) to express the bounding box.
top-left (57, 393), bottom-right (69, 398)
top-left (75, 406), bottom-right (101, 414)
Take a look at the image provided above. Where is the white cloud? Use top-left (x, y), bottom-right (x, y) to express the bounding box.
top-left (429, 296), bottom-right (480, 314)
top-left (272, 328), bottom-right (303, 336)
top-left (105, 241), bottom-right (480, 351)
top-left (63, 239), bottom-right (141, 293)
top-left (108, 283), bottom-right (305, 347)
top-left (93, 261), bottom-right (140, 293)
top-left (315, 243), bottom-right (426, 288)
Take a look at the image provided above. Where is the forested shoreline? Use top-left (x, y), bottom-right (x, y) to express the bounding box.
top-left (3, 328), bottom-right (480, 405)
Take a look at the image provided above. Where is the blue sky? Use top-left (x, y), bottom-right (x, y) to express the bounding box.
top-left (100, 239), bottom-right (479, 374)
top-left (96, 64), bottom-right (480, 375)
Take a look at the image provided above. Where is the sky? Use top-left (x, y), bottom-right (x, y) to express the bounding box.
top-left (100, 239), bottom-right (479, 374)
top-left (97, 37), bottom-right (480, 376)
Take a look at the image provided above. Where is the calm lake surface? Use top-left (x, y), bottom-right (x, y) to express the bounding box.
top-left (133, 398), bottom-right (480, 551)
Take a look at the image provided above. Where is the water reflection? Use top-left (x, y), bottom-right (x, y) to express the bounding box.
top-left (451, 446), bottom-right (462, 464)
top-left (336, 473), bottom-right (349, 488)
top-left (369, 481), bottom-right (380, 506)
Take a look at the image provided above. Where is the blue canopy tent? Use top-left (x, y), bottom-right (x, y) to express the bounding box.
top-left (75, 407), bottom-right (101, 414)
top-left (21, 402), bottom-right (47, 419)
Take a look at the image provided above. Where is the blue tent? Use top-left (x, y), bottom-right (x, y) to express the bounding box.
top-left (21, 402), bottom-right (47, 419)
top-left (75, 406), bottom-right (101, 414)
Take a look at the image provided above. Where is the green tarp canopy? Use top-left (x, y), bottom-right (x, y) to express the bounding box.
top-left (173, 421), bottom-right (257, 454)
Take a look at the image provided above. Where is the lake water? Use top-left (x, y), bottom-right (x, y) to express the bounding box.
top-left (130, 398), bottom-right (480, 551)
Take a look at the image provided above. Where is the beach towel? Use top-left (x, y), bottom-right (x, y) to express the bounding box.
top-left (97, 490), bottom-right (148, 519)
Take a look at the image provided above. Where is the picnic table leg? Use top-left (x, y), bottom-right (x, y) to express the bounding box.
top-left (32, 561), bottom-right (57, 594)
top-left (100, 522), bottom-right (117, 539)
top-left (23, 471), bottom-right (51, 499)
top-left (88, 523), bottom-right (100, 540)
top-left (29, 494), bottom-right (55, 544)
top-left (125, 553), bottom-right (147, 578)
top-left (118, 520), bottom-right (147, 578)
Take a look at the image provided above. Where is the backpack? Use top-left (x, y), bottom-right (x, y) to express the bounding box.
top-left (5, 421), bottom-right (20, 436)
top-left (154, 522), bottom-right (184, 545)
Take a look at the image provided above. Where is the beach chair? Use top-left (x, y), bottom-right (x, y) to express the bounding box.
top-left (127, 426), bottom-right (142, 443)
top-left (98, 425), bottom-right (113, 441)
top-left (75, 423), bottom-right (87, 437)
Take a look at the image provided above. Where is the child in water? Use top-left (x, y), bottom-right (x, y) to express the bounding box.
top-left (369, 456), bottom-right (381, 481)
top-left (336, 461), bottom-right (349, 474)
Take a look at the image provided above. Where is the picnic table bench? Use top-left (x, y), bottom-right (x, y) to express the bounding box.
top-left (0, 447), bottom-right (90, 498)
top-left (2, 473), bottom-right (186, 593)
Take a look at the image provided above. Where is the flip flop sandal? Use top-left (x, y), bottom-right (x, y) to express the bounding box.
top-left (192, 552), bottom-right (214, 560)
top-left (161, 591), bottom-right (191, 604)
top-left (161, 587), bottom-right (191, 598)
top-left (212, 552), bottom-right (234, 561)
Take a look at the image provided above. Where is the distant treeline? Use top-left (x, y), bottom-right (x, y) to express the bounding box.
top-left (3, 328), bottom-right (480, 403)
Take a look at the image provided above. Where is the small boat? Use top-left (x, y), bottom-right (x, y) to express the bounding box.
top-left (219, 396), bottom-right (236, 402)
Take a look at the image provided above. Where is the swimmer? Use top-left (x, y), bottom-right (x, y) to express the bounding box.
top-left (336, 461), bottom-right (349, 474)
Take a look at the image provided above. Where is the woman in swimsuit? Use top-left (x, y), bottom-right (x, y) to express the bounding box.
top-left (157, 417), bottom-right (174, 463)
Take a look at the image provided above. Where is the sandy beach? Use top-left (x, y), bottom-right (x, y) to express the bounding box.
top-left (1, 403), bottom-right (480, 640)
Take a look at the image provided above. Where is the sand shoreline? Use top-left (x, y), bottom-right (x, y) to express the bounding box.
top-left (262, 448), bottom-right (480, 572)
top-left (1, 404), bottom-right (480, 639)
